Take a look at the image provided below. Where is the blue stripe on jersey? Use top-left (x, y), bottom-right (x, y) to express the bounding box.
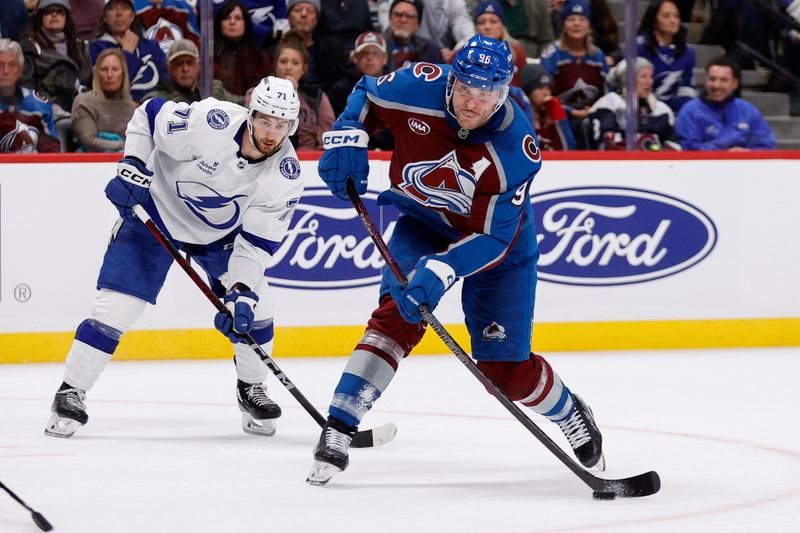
top-left (329, 372), bottom-right (382, 427)
top-left (74, 319), bottom-right (123, 354)
top-left (145, 97), bottom-right (167, 136)
top-left (241, 231), bottom-right (282, 255)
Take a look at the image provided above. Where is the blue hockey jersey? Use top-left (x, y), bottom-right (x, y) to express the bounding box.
top-left (674, 96), bottom-right (776, 150)
top-left (338, 63), bottom-right (543, 278)
top-left (636, 35), bottom-right (697, 113)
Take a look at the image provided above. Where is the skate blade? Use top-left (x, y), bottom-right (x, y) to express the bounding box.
top-left (44, 413), bottom-right (83, 438)
top-left (306, 461), bottom-right (342, 486)
top-left (241, 413), bottom-right (276, 437)
top-left (592, 453), bottom-right (607, 472)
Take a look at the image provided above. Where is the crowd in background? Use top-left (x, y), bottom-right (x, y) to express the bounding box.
top-left (0, 0), bottom-right (792, 154)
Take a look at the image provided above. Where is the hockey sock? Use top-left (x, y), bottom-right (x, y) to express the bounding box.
top-left (519, 354), bottom-right (575, 423)
top-left (233, 319), bottom-right (274, 384)
top-left (63, 319), bottom-right (122, 391)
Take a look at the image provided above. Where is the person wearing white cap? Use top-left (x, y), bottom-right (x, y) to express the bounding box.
top-left (587, 57), bottom-right (681, 150)
top-left (328, 31), bottom-right (389, 117)
top-left (142, 38), bottom-right (243, 105)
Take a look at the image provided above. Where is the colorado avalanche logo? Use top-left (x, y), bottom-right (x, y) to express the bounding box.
top-left (482, 322), bottom-right (507, 341)
top-left (280, 157), bottom-right (301, 180)
top-left (175, 181), bottom-right (246, 230)
top-left (207, 109), bottom-right (230, 130)
top-left (144, 17), bottom-right (185, 54)
top-left (400, 151), bottom-right (477, 216)
top-left (522, 135), bottom-right (541, 163)
top-left (412, 62), bottom-right (443, 82)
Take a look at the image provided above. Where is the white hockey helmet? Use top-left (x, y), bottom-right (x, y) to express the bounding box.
top-left (247, 76), bottom-right (300, 149)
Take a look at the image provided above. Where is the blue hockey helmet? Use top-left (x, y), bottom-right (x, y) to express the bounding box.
top-left (447, 34), bottom-right (514, 114)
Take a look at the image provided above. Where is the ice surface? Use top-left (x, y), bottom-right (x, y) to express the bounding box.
top-left (2, 348), bottom-right (799, 532)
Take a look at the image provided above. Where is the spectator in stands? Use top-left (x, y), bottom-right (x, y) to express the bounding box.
top-left (273, 30), bottom-right (334, 150)
top-left (589, 0), bottom-right (619, 65)
top-left (0, 38), bottom-right (60, 153)
top-left (211, 0), bottom-right (289, 49)
top-left (71, 47), bottom-right (136, 152)
top-left (135, 0), bottom-right (201, 56)
top-left (327, 31), bottom-right (395, 149)
top-left (636, 0), bottom-right (696, 113)
top-left (588, 57), bottom-right (681, 150)
top-left (328, 31), bottom-right (388, 115)
top-left (317, 0), bottom-right (374, 53)
top-left (20, 0), bottom-right (92, 117)
top-left (676, 56), bottom-right (776, 150)
top-left (540, 0), bottom-right (608, 126)
top-left (285, 0), bottom-right (347, 92)
top-left (383, 0), bottom-right (442, 69)
top-left (0, 0), bottom-right (30, 42)
top-left (378, 0), bottom-right (475, 63)
top-left (518, 63), bottom-right (576, 149)
top-left (498, 0), bottom-right (552, 58)
top-left (473, 1), bottom-right (526, 87)
top-left (91, 0), bottom-right (168, 102)
top-left (779, 0), bottom-right (800, 116)
top-left (67, 0), bottom-right (105, 41)
top-left (142, 39), bottom-right (243, 104)
top-left (213, 0), bottom-right (273, 98)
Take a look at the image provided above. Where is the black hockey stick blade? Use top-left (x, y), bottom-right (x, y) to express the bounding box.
top-left (31, 511), bottom-right (54, 532)
top-left (352, 422), bottom-right (398, 448)
top-left (592, 470), bottom-right (661, 498)
top-left (345, 179), bottom-right (660, 498)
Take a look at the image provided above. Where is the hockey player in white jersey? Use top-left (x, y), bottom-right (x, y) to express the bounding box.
top-left (45, 76), bottom-right (304, 439)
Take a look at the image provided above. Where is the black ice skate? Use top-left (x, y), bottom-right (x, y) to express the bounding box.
top-left (306, 417), bottom-right (357, 486)
top-left (557, 394), bottom-right (605, 471)
top-left (237, 380), bottom-right (281, 436)
top-left (44, 382), bottom-right (88, 438)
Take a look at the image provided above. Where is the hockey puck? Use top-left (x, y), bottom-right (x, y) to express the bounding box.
top-left (593, 491), bottom-right (617, 500)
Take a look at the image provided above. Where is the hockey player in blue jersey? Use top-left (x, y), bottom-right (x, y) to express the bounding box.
top-left (306, 34), bottom-right (604, 485)
top-left (45, 76), bottom-right (305, 439)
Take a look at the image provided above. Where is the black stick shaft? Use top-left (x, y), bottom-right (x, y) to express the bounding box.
top-left (133, 205), bottom-right (326, 426)
top-left (345, 180), bottom-right (614, 492)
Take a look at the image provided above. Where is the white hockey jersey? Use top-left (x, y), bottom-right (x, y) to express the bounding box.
top-left (124, 97), bottom-right (304, 290)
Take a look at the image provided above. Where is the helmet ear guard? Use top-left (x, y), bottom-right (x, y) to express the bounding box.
top-left (247, 76), bottom-right (300, 153)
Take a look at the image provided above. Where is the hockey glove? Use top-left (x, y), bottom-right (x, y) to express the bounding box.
top-left (390, 258), bottom-right (457, 324)
top-left (318, 120), bottom-right (369, 201)
top-left (104, 157), bottom-right (154, 219)
top-left (214, 288), bottom-right (259, 342)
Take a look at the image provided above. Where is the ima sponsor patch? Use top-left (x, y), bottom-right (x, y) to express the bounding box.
top-left (280, 157), bottom-right (301, 179)
top-left (206, 109), bottom-right (230, 130)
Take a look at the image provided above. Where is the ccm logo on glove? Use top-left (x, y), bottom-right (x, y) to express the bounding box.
top-left (322, 130), bottom-right (369, 149)
top-left (118, 164), bottom-right (153, 187)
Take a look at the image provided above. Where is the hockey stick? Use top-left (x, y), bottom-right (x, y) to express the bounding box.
top-left (131, 204), bottom-right (396, 448)
top-left (0, 480), bottom-right (53, 531)
top-left (345, 180), bottom-right (660, 498)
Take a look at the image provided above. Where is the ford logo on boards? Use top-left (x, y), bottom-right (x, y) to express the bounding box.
top-left (533, 187), bottom-right (717, 286)
top-left (268, 187), bottom-right (399, 289)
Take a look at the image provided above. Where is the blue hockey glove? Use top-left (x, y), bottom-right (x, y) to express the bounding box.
top-left (390, 258), bottom-right (457, 324)
top-left (214, 289), bottom-right (259, 342)
top-left (104, 157), bottom-right (153, 219)
top-left (319, 120), bottom-right (369, 201)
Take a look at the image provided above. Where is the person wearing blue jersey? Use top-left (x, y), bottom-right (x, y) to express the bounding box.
top-left (675, 56), bottom-right (775, 150)
top-left (306, 34), bottom-right (605, 486)
top-left (44, 77), bottom-right (305, 439)
top-left (636, 0), bottom-right (696, 113)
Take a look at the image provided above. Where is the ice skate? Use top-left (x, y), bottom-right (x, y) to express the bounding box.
top-left (557, 394), bottom-right (605, 471)
top-left (237, 380), bottom-right (281, 436)
top-left (44, 382), bottom-right (88, 438)
top-left (306, 417), bottom-right (356, 486)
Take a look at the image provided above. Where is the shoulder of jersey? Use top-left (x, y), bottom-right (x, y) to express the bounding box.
top-left (496, 104), bottom-right (542, 169)
top-left (376, 63), bottom-right (450, 109)
top-left (195, 98), bottom-right (246, 132)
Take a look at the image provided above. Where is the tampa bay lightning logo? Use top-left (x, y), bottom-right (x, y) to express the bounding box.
top-left (175, 181), bottom-right (246, 229)
top-left (207, 109), bottom-right (230, 130)
top-left (280, 157), bottom-right (301, 180)
top-left (400, 151), bottom-right (478, 216)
